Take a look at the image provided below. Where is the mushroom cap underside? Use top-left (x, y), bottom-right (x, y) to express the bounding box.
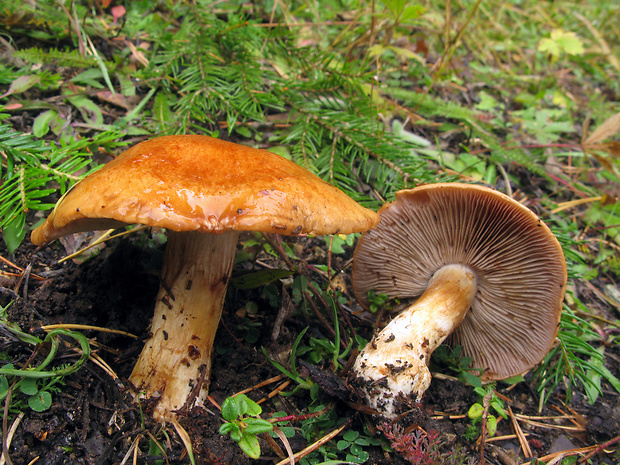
top-left (31, 135), bottom-right (379, 245)
top-left (352, 183), bottom-right (567, 380)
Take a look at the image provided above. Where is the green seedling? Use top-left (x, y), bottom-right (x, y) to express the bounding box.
top-left (325, 233), bottom-right (357, 254)
top-left (466, 386), bottom-right (507, 439)
top-left (219, 394), bottom-right (273, 459)
top-left (365, 290), bottom-right (395, 314)
top-left (298, 294), bottom-right (353, 371)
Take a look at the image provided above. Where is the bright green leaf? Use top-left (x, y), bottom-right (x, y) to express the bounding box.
top-left (20, 377), bottom-right (39, 396)
top-left (552, 30), bottom-right (585, 56)
top-left (219, 422), bottom-right (235, 435)
top-left (538, 29), bottom-right (584, 59)
top-left (468, 403), bottom-right (484, 419)
top-left (28, 390), bottom-right (52, 412)
top-left (3, 213), bottom-right (26, 254)
top-left (243, 395), bottom-right (262, 416)
top-left (343, 430), bottom-right (359, 443)
top-left (244, 418), bottom-right (273, 435)
top-left (152, 91), bottom-right (173, 125)
top-left (32, 110), bottom-right (58, 138)
top-left (337, 439), bottom-right (350, 450)
top-left (486, 415), bottom-right (497, 437)
top-left (221, 396), bottom-right (241, 421)
top-left (238, 432), bottom-right (261, 459)
top-left (0, 375), bottom-right (10, 398)
top-left (460, 370), bottom-right (483, 388)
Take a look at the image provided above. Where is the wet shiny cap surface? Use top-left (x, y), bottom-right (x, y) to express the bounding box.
top-left (31, 135), bottom-right (379, 244)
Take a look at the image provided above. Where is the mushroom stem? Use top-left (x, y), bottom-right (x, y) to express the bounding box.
top-left (352, 264), bottom-right (477, 418)
top-left (129, 230), bottom-right (239, 421)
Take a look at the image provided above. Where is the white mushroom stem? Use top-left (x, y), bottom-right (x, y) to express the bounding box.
top-left (352, 264), bottom-right (477, 418)
top-left (129, 230), bottom-right (239, 421)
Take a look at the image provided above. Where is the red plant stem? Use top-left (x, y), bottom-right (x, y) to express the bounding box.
top-left (545, 173), bottom-right (591, 198)
top-left (270, 403), bottom-right (334, 424)
top-left (580, 436), bottom-right (620, 462)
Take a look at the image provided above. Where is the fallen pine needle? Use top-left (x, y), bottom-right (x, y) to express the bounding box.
top-left (513, 417), bottom-right (585, 432)
top-left (514, 412), bottom-right (585, 429)
top-left (0, 256), bottom-right (44, 280)
top-left (58, 225), bottom-right (149, 264)
top-left (119, 435), bottom-right (140, 465)
top-left (536, 443), bottom-right (611, 464)
top-left (234, 374), bottom-right (286, 397)
top-left (41, 323), bottom-right (138, 339)
top-left (551, 196), bottom-right (602, 213)
top-left (145, 431), bottom-right (170, 465)
top-left (484, 432), bottom-right (529, 443)
top-left (508, 406), bottom-right (532, 458)
top-left (89, 351), bottom-right (119, 380)
top-left (514, 413), bottom-right (578, 422)
top-left (206, 394), bottom-right (221, 411)
top-left (258, 380), bottom-right (292, 404)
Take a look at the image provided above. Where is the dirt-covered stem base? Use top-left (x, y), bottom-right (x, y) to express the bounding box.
top-left (129, 230), bottom-right (239, 421)
top-left (352, 264), bottom-right (477, 418)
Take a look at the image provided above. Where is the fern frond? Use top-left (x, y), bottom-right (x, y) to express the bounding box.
top-left (149, 15), bottom-right (281, 133)
top-left (0, 130), bottom-right (124, 231)
top-left (0, 124), bottom-right (49, 179)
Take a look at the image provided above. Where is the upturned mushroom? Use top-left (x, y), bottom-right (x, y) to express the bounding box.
top-left (32, 135), bottom-right (379, 421)
top-left (351, 183), bottom-right (567, 418)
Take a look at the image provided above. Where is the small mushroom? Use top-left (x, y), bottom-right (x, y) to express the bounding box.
top-left (351, 183), bottom-right (567, 418)
top-left (32, 135), bottom-right (379, 421)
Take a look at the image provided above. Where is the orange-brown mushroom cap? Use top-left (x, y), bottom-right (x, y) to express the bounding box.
top-left (30, 135), bottom-right (379, 421)
top-left (353, 183), bottom-right (567, 381)
top-left (31, 135), bottom-right (379, 245)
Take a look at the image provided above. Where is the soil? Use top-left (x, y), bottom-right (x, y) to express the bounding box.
top-left (1, 223), bottom-right (619, 465)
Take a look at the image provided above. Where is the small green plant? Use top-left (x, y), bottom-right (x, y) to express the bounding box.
top-left (465, 385), bottom-right (507, 439)
top-left (219, 394), bottom-right (273, 459)
top-left (537, 29), bottom-right (585, 63)
top-left (0, 306), bottom-right (91, 413)
top-left (365, 290), bottom-right (394, 314)
top-left (0, 367), bottom-right (63, 412)
top-left (298, 335), bottom-right (352, 367)
top-left (336, 430), bottom-right (382, 464)
top-left (325, 233), bottom-right (358, 254)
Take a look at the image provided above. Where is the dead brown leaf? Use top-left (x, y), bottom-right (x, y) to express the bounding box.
top-left (584, 112), bottom-right (620, 145)
top-left (96, 90), bottom-right (134, 110)
top-left (582, 113), bottom-right (620, 170)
